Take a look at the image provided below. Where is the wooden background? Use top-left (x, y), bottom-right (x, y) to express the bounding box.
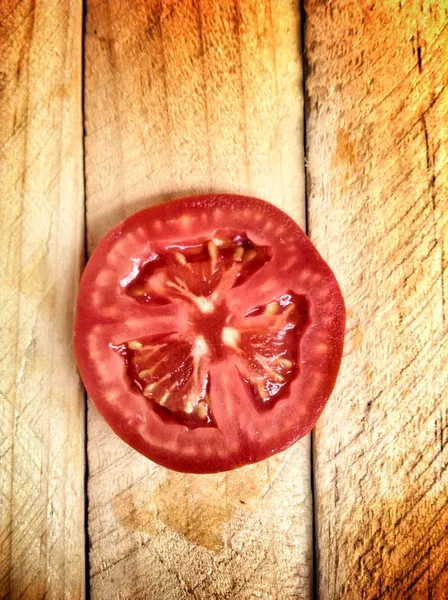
top-left (1, 0), bottom-right (447, 598)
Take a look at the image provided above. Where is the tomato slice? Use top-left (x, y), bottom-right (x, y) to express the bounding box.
top-left (75, 195), bottom-right (345, 473)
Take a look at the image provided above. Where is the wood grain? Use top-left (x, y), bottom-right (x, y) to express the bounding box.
top-left (0, 1), bottom-right (85, 599)
top-left (305, 1), bottom-right (448, 598)
top-left (84, 1), bottom-right (311, 598)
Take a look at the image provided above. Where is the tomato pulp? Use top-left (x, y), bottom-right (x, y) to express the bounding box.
top-left (75, 195), bottom-right (345, 473)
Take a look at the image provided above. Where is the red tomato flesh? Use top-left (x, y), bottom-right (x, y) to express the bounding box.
top-left (75, 195), bottom-right (345, 473)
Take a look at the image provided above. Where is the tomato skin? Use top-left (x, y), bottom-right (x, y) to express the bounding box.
top-left (75, 195), bottom-right (345, 473)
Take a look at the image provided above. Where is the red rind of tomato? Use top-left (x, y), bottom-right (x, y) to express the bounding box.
top-left (74, 195), bottom-right (345, 473)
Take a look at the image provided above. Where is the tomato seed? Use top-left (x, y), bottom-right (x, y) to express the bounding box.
top-left (159, 391), bottom-right (169, 405)
top-left (174, 252), bottom-right (187, 265)
top-left (272, 372), bottom-right (285, 383)
top-left (143, 382), bottom-right (157, 395)
top-left (138, 369), bottom-right (152, 378)
top-left (197, 402), bottom-right (208, 419)
top-left (210, 237), bottom-right (222, 247)
top-left (278, 358), bottom-right (293, 369)
top-left (207, 240), bottom-right (218, 261)
top-left (265, 302), bottom-right (280, 315)
top-left (233, 247), bottom-right (244, 262)
top-left (128, 341), bottom-right (143, 350)
top-left (257, 384), bottom-right (269, 400)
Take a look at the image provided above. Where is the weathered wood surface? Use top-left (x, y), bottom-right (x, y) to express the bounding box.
top-left (0, 1), bottom-right (85, 599)
top-left (4, 1), bottom-right (445, 597)
top-left (305, 1), bottom-right (448, 598)
top-left (84, 1), bottom-right (311, 599)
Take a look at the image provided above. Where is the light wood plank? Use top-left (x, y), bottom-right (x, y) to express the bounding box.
top-left (84, 1), bottom-right (311, 598)
top-left (305, 0), bottom-right (448, 598)
top-left (0, 1), bottom-right (85, 598)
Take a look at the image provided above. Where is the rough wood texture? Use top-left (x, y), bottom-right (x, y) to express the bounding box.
top-left (305, 1), bottom-right (448, 598)
top-left (84, 1), bottom-right (311, 598)
top-left (0, 1), bottom-right (85, 599)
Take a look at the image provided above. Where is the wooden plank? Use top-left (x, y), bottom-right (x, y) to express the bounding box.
top-left (0, 1), bottom-right (85, 599)
top-left (84, 1), bottom-right (311, 598)
top-left (305, 1), bottom-right (448, 598)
